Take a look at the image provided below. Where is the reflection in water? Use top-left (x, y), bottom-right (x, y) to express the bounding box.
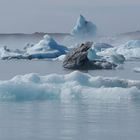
top-left (0, 98), bottom-right (140, 140)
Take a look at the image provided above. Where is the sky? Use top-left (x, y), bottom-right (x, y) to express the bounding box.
top-left (0, 0), bottom-right (140, 35)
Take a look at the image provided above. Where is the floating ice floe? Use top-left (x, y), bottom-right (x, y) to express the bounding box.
top-left (0, 46), bottom-right (26, 60)
top-left (133, 67), bottom-right (140, 73)
top-left (0, 35), bottom-right (69, 60)
top-left (26, 34), bottom-right (69, 59)
top-left (87, 43), bottom-right (113, 61)
top-left (99, 40), bottom-right (140, 60)
top-left (110, 54), bottom-right (125, 64)
top-left (0, 71), bottom-right (140, 101)
top-left (123, 40), bottom-right (140, 48)
top-left (86, 43), bottom-right (125, 65)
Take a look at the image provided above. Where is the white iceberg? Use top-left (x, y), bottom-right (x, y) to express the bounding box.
top-left (0, 46), bottom-right (25, 60)
top-left (87, 43), bottom-right (121, 63)
top-left (0, 35), bottom-right (69, 60)
top-left (71, 15), bottom-right (97, 39)
top-left (98, 40), bottom-right (140, 60)
top-left (0, 71), bottom-right (140, 101)
top-left (123, 40), bottom-right (140, 48)
top-left (26, 35), bottom-right (68, 59)
top-left (87, 43), bottom-right (113, 61)
top-left (133, 67), bottom-right (140, 73)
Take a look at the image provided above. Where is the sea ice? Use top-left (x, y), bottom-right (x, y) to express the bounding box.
top-left (98, 40), bottom-right (140, 60)
top-left (133, 67), bottom-right (140, 73)
top-left (71, 15), bottom-right (97, 39)
top-left (93, 43), bottom-right (113, 52)
top-left (0, 46), bottom-right (25, 60)
top-left (87, 47), bottom-right (101, 61)
top-left (123, 40), bottom-right (140, 48)
top-left (0, 71), bottom-right (140, 101)
top-left (26, 34), bottom-right (69, 59)
top-left (0, 35), bottom-right (69, 60)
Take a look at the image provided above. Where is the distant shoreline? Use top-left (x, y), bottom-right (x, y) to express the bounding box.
top-left (0, 32), bottom-right (70, 36)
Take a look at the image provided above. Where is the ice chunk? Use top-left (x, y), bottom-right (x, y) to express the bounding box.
top-left (133, 67), bottom-right (140, 73)
top-left (110, 54), bottom-right (125, 64)
top-left (87, 47), bottom-right (101, 61)
top-left (0, 71), bottom-right (140, 101)
top-left (0, 46), bottom-right (25, 60)
top-left (26, 34), bottom-right (68, 59)
top-left (71, 15), bottom-right (97, 39)
top-left (123, 40), bottom-right (140, 48)
top-left (98, 40), bottom-right (140, 60)
top-left (0, 35), bottom-right (69, 60)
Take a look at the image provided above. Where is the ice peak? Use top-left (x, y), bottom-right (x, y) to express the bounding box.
top-left (71, 15), bottom-right (97, 39)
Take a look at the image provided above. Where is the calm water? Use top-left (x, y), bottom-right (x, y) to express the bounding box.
top-left (0, 60), bottom-right (139, 80)
top-left (0, 35), bottom-right (140, 140)
top-left (0, 60), bottom-right (140, 140)
top-left (0, 98), bottom-right (140, 140)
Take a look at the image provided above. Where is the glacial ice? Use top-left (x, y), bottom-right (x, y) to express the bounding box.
top-left (133, 67), bottom-right (140, 73)
top-left (87, 43), bottom-right (113, 61)
top-left (26, 35), bottom-right (68, 59)
top-left (0, 35), bottom-right (69, 60)
top-left (123, 40), bottom-right (140, 48)
top-left (99, 40), bottom-right (140, 60)
top-left (0, 46), bottom-right (25, 60)
top-left (87, 47), bottom-right (101, 61)
top-left (93, 43), bottom-right (113, 52)
top-left (0, 71), bottom-right (140, 101)
top-left (71, 15), bottom-right (97, 39)
top-left (110, 54), bottom-right (125, 64)
top-left (86, 43), bottom-right (125, 65)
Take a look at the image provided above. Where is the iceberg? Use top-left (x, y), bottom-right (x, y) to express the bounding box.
top-left (87, 47), bottom-right (101, 61)
top-left (0, 35), bottom-right (69, 60)
top-left (0, 71), bottom-right (140, 101)
top-left (123, 40), bottom-right (140, 48)
top-left (110, 54), bottom-right (125, 64)
top-left (88, 43), bottom-right (125, 64)
top-left (98, 40), bottom-right (140, 60)
top-left (26, 34), bottom-right (69, 59)
top-left (0, 46), bottom-right (26, 60)
top-left (133, 67), bottom-right (140, 73)
top-left (71, 15), bottom-right (97, 39)
top-left (87, 43), bottom-right (113, 61)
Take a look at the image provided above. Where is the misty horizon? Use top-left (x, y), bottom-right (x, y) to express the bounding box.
top-left (0, 0), bottom-right (140, 35)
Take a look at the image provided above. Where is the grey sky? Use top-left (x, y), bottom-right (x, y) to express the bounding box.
top-left (0, 0), bottom-right (140, 35)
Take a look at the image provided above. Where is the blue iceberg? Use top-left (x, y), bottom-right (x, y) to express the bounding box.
top-left (26, 35), bottom-right (69, 59)
top-left (71, 15), bottom-right (97, 39)
top-left (0, 71), bottom-right (140, 101)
